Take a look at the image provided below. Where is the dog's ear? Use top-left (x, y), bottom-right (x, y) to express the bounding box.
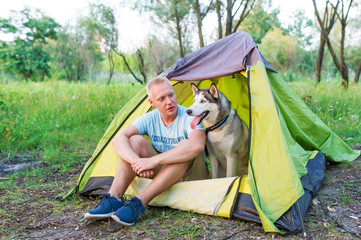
top-left (190, 83), bottom-right (200, 96)
top-left (209, 83), bottom-right (219, 99)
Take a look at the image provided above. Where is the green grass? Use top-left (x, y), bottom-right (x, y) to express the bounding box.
top-left (0, 81), bottom-right (143, 169)
top-left (0, 78), bottom-right (359, 175)
top-left (288, 79), bottom-right (361, 148)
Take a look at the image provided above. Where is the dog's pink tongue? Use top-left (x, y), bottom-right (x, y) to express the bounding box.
top-left (190, 116), bottom-right (201, 130)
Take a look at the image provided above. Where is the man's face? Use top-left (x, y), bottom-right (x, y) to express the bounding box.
top-left (148, 82), bottom-right (178, 118)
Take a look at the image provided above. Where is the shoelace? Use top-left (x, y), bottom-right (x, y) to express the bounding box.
top-left (125, 198), bottom-right (143, 216)
top-left (97, 194), bottom-right (114, 211)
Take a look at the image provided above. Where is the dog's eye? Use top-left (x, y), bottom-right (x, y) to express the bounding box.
top-left (201, 100), bottom-right (206, 103)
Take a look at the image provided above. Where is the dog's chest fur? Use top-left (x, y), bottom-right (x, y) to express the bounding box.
top-left (206, 111), bottom-right (242, 157)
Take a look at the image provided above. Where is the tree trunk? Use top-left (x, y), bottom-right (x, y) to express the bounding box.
top-left (174, 3), bottom-right (185, 57)
top-left (107, 51), bottom-right (114, 85)
top-left (313, 0), bottom-right (338, 83)
top-left (113, 50), bottom-right (143, 84)
top-left (216, 0), bottom-right (223, 39)
top-left (313, 0), bottom-right (350, 87)
top-left (340, 20), bottom-right (348, 87)
top-left (354, 60), bottom-right (361, 84)
top-left (194, 0), bottom-right (205, 48)
top-left (232, 0), bottom-right (254, 33)
top-left (316, 38), bottom-right (326, 83)
top-left (225, 0), bottom-right (233, 36)
top-left (136, 48), bottom-right (147, 83)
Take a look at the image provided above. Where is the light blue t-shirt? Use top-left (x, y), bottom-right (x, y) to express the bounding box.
top-left (132, 105), bottom-right (204, 153)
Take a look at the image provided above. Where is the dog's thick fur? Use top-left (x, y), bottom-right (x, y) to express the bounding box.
top-left (187, 83), bottom-right (249, 178)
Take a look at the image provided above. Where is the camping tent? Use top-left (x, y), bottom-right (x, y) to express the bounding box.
top-left (67, 31), bottom-right (360, 233)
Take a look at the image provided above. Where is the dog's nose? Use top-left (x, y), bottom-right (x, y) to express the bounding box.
top-left (186, 109), bottom-right (192, 115)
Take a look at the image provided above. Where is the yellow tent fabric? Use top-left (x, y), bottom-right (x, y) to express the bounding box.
top-left (247, 62), bottom-right (305, 232)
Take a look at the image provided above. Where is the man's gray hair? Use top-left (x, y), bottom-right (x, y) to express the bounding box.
top-left (146, 76), bottom-right (172, 99)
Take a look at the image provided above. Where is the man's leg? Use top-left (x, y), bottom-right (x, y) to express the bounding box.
top-left (111, 159), bottom-right (192, 226)
top-left (137, 161), bottom-right (191, 206)
top-left (84, 135), bottom-right (148, 220)
top-left (108, 135), bottom-right (148, 200)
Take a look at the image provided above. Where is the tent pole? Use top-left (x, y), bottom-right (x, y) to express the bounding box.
top-left (296, 200), bottom-right (307, 237)
top-left (247, 66), bottom-right (261, 209)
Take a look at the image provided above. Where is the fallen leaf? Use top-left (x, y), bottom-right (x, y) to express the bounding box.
top-left (327, 206), bottom-right (336, 212)
top-left (312, 199), bottom-right (320, 205)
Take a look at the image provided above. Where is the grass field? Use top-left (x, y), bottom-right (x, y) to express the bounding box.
top-left (0, 81), bottom-right (143, 170)
top-left (289, 79), bottom-right (361, 148)
top-left (0, 79), bottom-right (360, 239)
top-left (1, 79), bottom-right (360, 160)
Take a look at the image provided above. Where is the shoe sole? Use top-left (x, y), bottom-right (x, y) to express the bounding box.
top-left (111, 214), bottom-right (135, 226)
top-left (84, 212), bottom-right (114, 220)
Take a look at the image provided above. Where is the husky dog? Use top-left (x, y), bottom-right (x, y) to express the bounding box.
top-left (186, 83), bottom-right (249, 178)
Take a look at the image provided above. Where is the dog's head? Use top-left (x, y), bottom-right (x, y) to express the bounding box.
top-left (186, 83), bottom-right (220, 129)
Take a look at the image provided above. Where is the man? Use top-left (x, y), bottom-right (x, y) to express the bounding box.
top-left (84, 76), bottom-right (209, 226)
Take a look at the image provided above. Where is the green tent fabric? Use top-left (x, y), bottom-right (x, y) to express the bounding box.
top-left (68, 31), bottom-right (360, 233)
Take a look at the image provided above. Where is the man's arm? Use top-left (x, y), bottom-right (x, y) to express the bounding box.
top-left (112, 125), bottom-right (142, 164)
top-left (131, 129), bottom-right (206, 174)
top-left (113, 125), bottom-right (156, 178)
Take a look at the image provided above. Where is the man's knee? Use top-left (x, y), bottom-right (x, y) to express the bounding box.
top-left (129, 135), bottom-right (148, 157)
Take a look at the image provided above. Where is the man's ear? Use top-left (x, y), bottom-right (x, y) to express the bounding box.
top-left (148, 98), bottom-right (155, 107)
top-left (209, 83), bottom-right (219, 99)
top-left (191, 83), bottom-right (200, 96)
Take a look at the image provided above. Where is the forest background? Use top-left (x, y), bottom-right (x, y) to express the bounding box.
top-left (1, 0), bottom-right (361, 86)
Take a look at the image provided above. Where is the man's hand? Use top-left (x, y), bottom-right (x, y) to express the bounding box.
top-left (138, 169), bottom-right (155, 178)
top-left (132, 158), bottom-right (159, 176)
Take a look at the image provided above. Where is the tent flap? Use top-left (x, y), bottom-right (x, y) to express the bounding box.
top-left (162, 31), bottom-right (276, 82)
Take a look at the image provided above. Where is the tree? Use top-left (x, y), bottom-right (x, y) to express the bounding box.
top-left (238, 0), bottom-right (280, 44)
top-left (134, 0), bottom-right (192, 58)
top-left (286, 9), bottom-right (313, 49)
top-left (259, 28), bottom-right (299, 73)
top-left (0, 8), bottom-right (59, 81)
top-left (51, 24), bottom-right (103, 82)
top-left (80, 3), bottom-right (151, 84)
top-left (191, 0), bottom-right (215, 48)
top-left (347, 4), bottom-right (361, 84)
top-left (313, 1), bottom-right (338, 83)
top-left (346, 44), bottom-right (361, 84)
top-left (81, 3), bottom-right (119, 84)
top-left (113, 35), bottom-right (180, 84)
top-left (215, 0), bottom-right (256, 38)
top-left (313, 0), bottom-right (354, 87)
top-left (147, 36), bottom-right (179, 75)
top-left (113, 48), bottom-right (148, 84)
top-left (216, 0), bottom-right (223, 39)
top-left (355, 60), bottom-right (361, 83)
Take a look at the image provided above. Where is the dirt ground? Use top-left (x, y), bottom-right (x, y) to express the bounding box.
top-left (0, 151), bottom-right (360, 240)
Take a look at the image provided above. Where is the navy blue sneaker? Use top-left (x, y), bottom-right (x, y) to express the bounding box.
top-left (84, 194), bottom-right (124, 220)
top-left (111, 197), bottom-right (145, 226)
